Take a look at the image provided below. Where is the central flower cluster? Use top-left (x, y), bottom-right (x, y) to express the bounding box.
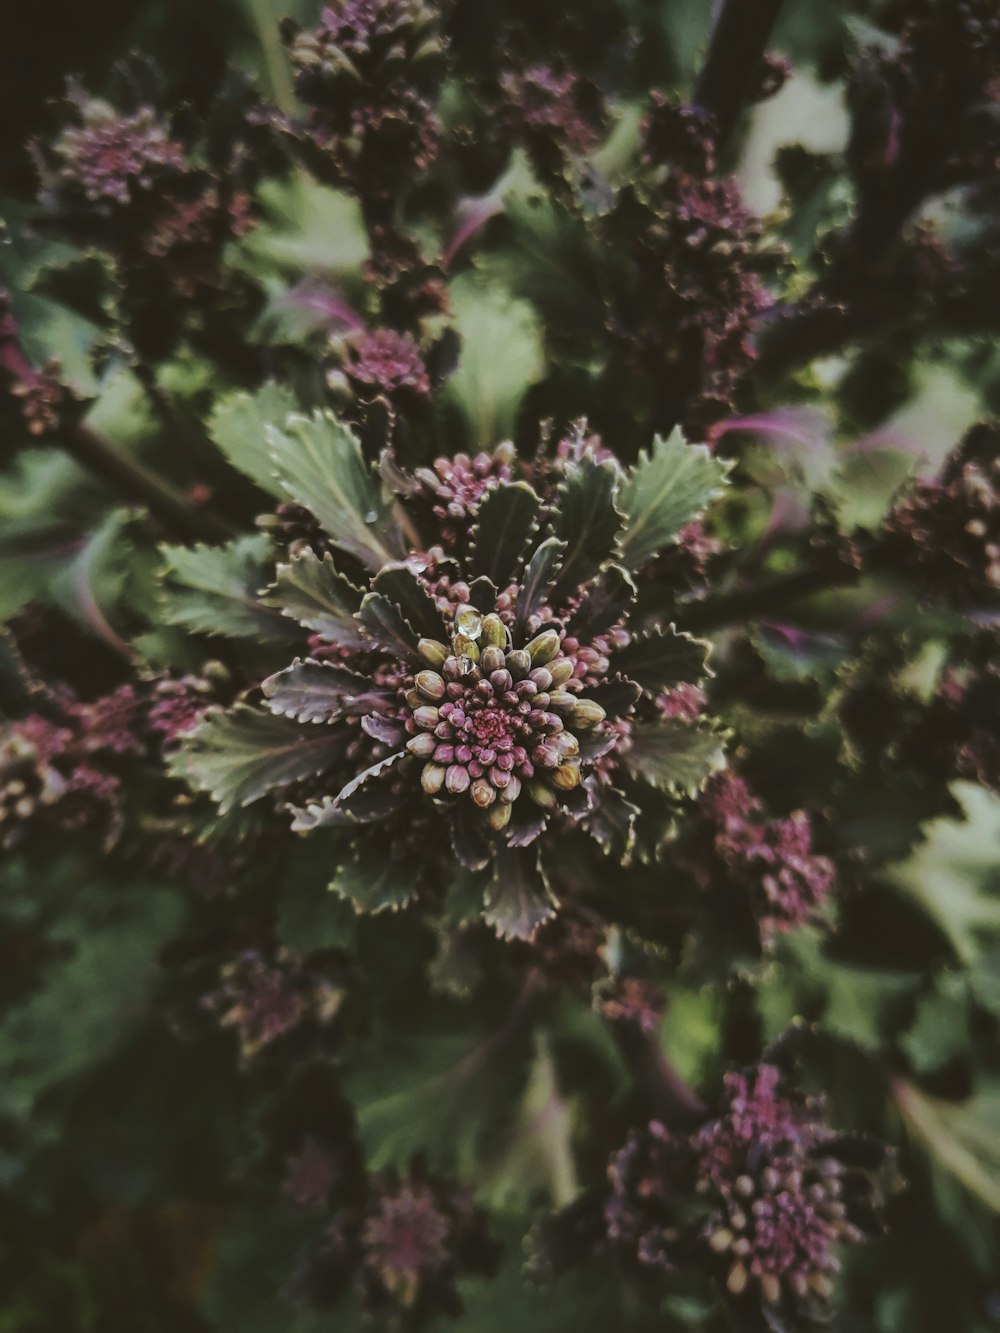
top-left (51, 102), bottom-right (184, 204)
top-left (402, 608), bottom-right (606, 829)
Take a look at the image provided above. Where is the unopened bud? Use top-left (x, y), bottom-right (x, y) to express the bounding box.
top-left (526, 630), bottom-right (560, 665)
top-left (527, 780), bottom-right (558, 809)
top-left (407, 733), bottom-right (438, 758)
top-left (454, 604), bottom-right (483, 639)
top-left (506, 649), bottom-right (531, 678)
top-left (760, 1273), bottom-right (781, 1305)
top-left (571, 699), bottom-right (606, 728)
top-left (480, 613), bottom-right (506, 647)
top-left (446, 764), bottom-right (471, 794)
top-left (418, 638), bottom-right (449, 668)
top-left (487, 801), bottom-right (512, 830)
top-left (470, 778), bottom-right (496, 808)
top-left (709, 1228), bottom-right (734, 1254)
top-left (551, 763), bottom-right (581, 790)
top-left (413, 706), bottom-right (440, 730)
top-left (421, 763), bottom-right (446, 794)
top-left (415, 670), bottom-right (446, 700)
top-left (453, 634), bottom-right (479, 661)
top-left (480, 645), bottom-right (506, 674)
top-left (548, 658), bottom-right (575, 686)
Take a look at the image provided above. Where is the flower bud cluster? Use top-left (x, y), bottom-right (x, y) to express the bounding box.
top-left (404, 605), bottom-right (608, 831)
top-left (698, 771), bottom-right (835, 940)
top-left (203, 947), bottom-right (343, 1062)
top-left (343, 327), bottom-right (431, 400)
top-left (413, 444), bottom-right (517, 547)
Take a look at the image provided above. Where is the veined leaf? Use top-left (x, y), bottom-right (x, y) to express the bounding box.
top-left (261, 657), bottom-right (390, 724)
top-left (208, 383), bottom-right (298, 497)
top-left (894, 1079), bottom-right (1000, 1215)
top-left (549, 457), bottom-right (623, 604)
top-left (443, 276), bottom-right (544, 447)
top-left (330, 843), bottom-right (420, 913)
top-left (169, 704), bottom-right (350, 814)
top-left (159, 535), bottom-right (298, 642)
top-left (470, 481), bottom-right (542, 588)
top-left (266, 410), bottom-right (402, 569)
top-left (334, 752), bottom-right (408, 822)
top-left (623, 720), bottom-right (727, 795)
top-left (619, 428), bottom-right (729, 570)
top-left (262, 547), bottom-right (367, 646)
top-left (613, 625), bottom-right (711, 692)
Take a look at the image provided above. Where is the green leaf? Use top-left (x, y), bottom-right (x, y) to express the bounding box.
top-left (619, 428), bottom-right (729, 570)
top-left (371, 564), bottom-right (447, 642)
top-left (565, 563), bottom-right (636, 640)
top-left (208, 383), bottom-right (298, 497)
top-left (613, 625), bottom-right (711, 692)
top-left (900, 977), bottom-right (971, 1074)
top-left (334, 752), bottom-right (408, 822)
top-left (513, 536), bottom-right (566, 641)
top-left (160, 535), bottom-right (299, 642)
top-left (0, 886), bottom-right (183, 1119)
top-left (169, 704), bottom-right (350, 814)
top-left (483, 847), bottom-right (557, 941)
top-left (330, 844), bottom-right (420, 913)
top-left (357, 591), bottom-right (421, 660)
top-left (470, 481), bottom-right (542, 588)
top-left (894, 1080), bottom-right (1000, 1214)
top-left (262, 547), bottom-right (367, 646)
top-left (266, 410), bottom-right (402, 569)
top-left (583, 784), bottom-right (639, 862)
top-left (623, 721), bottom-right (727, 795)
top-left (261, 657), bottom-right (389, 723)
top-left (442, 276), bottom-right (544, 447)
top-left (549, 457), bottom-right (623, 604)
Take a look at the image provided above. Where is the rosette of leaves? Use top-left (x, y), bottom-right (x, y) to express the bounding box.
top-left (169, 399), bottom-right (729, 939)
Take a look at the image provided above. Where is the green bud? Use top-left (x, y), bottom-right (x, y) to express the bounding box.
top-left (470, 778), bottom-right (496, 808)
top-left (421, 763), bottom-right (446, 794)
top-left (709, 1228), bottom-right (734, 1254)
top-left (527, 780), bottom-right (558, 809)
top-left (487, 801), bottom-right (512, 831)
top-left (548, 658), bottom-right (575, 686)
top-left (571, 699), bottom-right (606, 728)
top-left (418, 638), bottom-right (449, 668)
top-left (454, 604), bottom-right (483, 639)
top-left (445, 765), bottom-right (471, 794)
top-left (548, 691), bottom-right (578, 715)
top-left (505, 649), bottom-right (531, 679)
top-left (480, 613), bottom-right (506, 647)
top-left (526, 629), bottom-right (561, 665)
top-left (480, 645), bottom-right (506, 675)
top-left (414, 670), bottom-right (446, 701)
top-left (412, 705), bottom-right (440, 730)
top-left (453, 634), bottom-right (480, 662)
top-left (407, 733), bottom-right (438, 758)
top-left (551, 763), bottom-right (581, 791)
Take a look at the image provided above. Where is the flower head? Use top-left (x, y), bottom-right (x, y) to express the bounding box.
top-left (344, 328), bottom-right (431, 400)
top-left (204, 947), bottom-right (343, 1062)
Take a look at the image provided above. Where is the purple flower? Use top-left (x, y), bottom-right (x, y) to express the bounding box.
top-left (204, 948), bottom-right (343, 1062)
top-left (413, 445), bottom-right (516, 547)
top-left (698, 772), bottom-right (835, 941)
top-left (345, 328), bottom-right (431, 399)
top-left (46, 99), bottom-right (185, 205)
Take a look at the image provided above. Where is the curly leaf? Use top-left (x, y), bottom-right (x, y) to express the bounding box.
top-left (330, 843), bottom-right (420, 913)
top-left (566, 564), bottom-right (636, 640)
top-left (358, 591), bottom-right (422, 660)
top-left (266, 410), bottom-right (402, 569)
top-left (613, 625), bottom-right (711, 692)
top-left (582, 783), bottom-right (639, 863)
top-left (619, 428), bottom-right (729, 570)
top-left (549, 457), bottom-right (623, 604)
top-left (262, 657), bottom-right (390, 724)
top-left (372, 564), bottom-right (448, 642)
top-left (169, 704), bottom-right (350, 814)
top-left (208, 383), bottom-right (298, 497)
top-left (514, 537), bottom-right (566, 641)
top-left (470, 481), bottom-right (542, 588)
top-left (262, 547), bottom-right (366, 646)
top-left (159, 535), bottom-right (298, 642)
top-left (334, 752), bottom-right (408, 822)
top-left (484, 847), bottom-right (557, 941)
top-left (623, 721), bottom-right (727, 795)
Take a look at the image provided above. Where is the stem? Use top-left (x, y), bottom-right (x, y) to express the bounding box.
top-left (612, 1024), bottom-right (707, 1130)
top-left (693, 0), bottom-right (788, 151)
top-left (682, 563), bottom-right (860, 632)
top-left (62, 421), bottom-right (233, 544)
